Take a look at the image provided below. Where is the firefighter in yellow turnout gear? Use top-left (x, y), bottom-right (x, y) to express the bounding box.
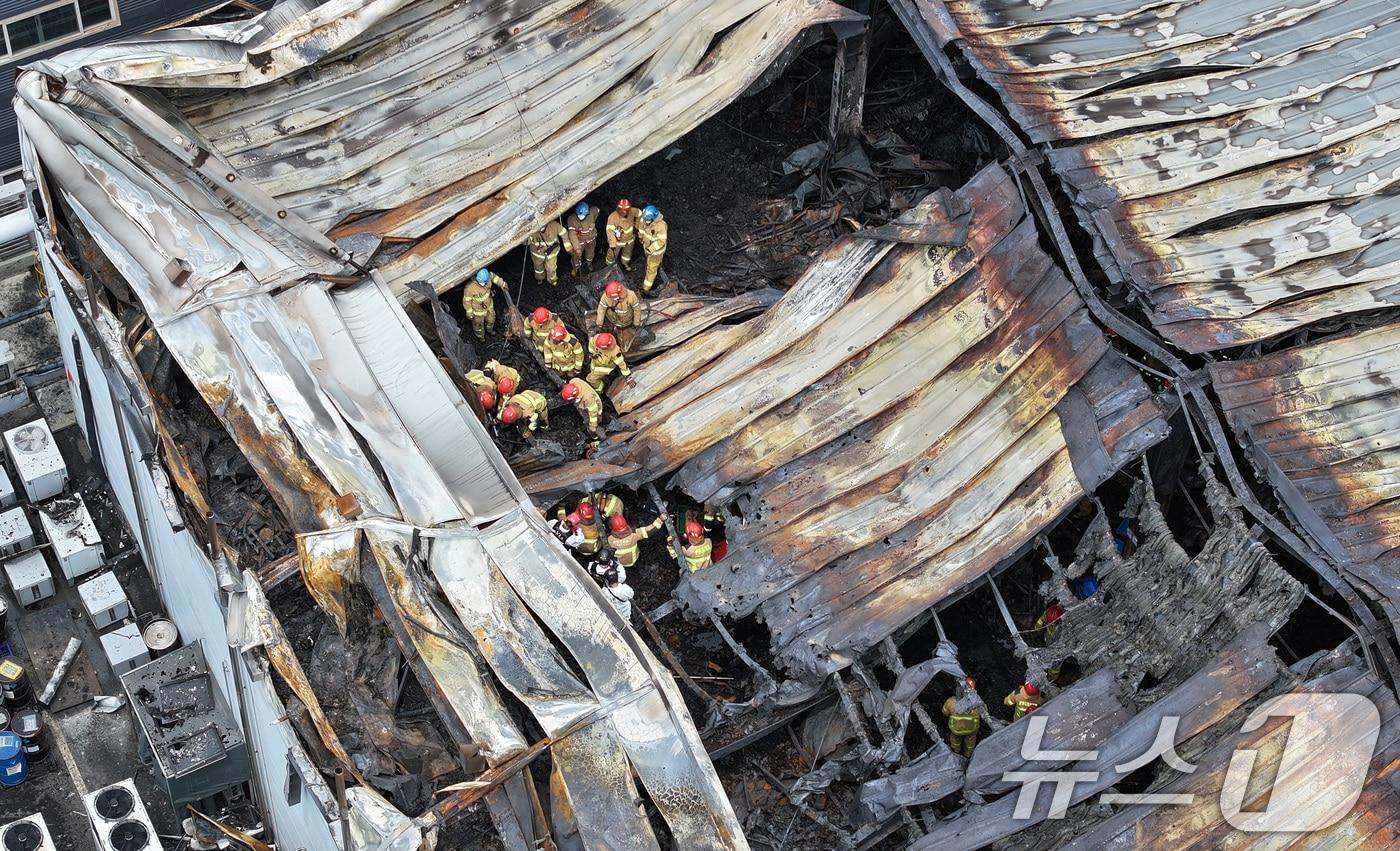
top-left (942, 678), bottom-right (983, 758)
top-left (564, 202), bottom-right (600, 275)
top-left (636, 204), bottom-right (668, 292)
top-left (667, 520), bottom-right (713, 572)
top-left (605, 199), bottom-right (640, 271)
top-left (541, 324), bottom-right (585, 377)
top-left (1005, 682), bottom-right (1042, 721)
top-left (525, 306), bottom-right (560, 351)
top-left (527, 220), bottom-right (572, 287)
top-left (498, 389), bottom-right (548, 436)
top-left (484, 360), bottom-right (521, 403)
top-left (594, 279), bottom-right (646, 352)
top-left (462, 268), bottom-right (507, 340)
top-left (561, 378), bottom-right (603, 434)
top-left (586, 332), bottom-right (630, 393)
top-left (606, 513), bottom-right (665, 568)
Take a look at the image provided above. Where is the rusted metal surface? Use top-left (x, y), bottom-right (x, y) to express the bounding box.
top-left (597, 164), bottom-right (1170, 674)
top-left (1062, 662), bottom-right (1400, 850)
top-left (911, 0), bottom-right (1400, 351)
top-left (19, 1), bottom-right (772, 838)
top-left (1210, 324), bottom-right (1400, 573)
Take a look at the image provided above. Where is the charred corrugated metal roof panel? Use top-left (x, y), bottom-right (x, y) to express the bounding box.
top-left (1210, 323), bottom-right (1400, 569)
top-left (912, 0), bottom-right (1400, 351)
top-left (581, 163), bottom-right (1169, 674)
top-left (1061, 662), bottom-right (1400, 850)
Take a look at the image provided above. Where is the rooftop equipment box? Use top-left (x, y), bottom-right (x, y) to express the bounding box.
top-left (3, 420), bottom-right (66, 502)
top-left (36, 496), bottom-right (102, 582)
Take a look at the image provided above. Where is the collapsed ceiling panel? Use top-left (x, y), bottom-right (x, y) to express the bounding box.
top-left (34, 0), bottom-right (856, 298)
top-left (909, 0), bottom-right (1400, 351)
top-left (590, 163), bottom-right (1168, 675)
top-left (1211, 323), bottom-right (1400, 587)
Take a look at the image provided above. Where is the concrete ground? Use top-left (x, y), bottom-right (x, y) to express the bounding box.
top-left (0, 254), bottom-right (175, 849)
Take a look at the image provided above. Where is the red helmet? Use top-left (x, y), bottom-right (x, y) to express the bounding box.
top-left (604, 280), bottom-right (624, 299)
top-left (549, 324), bottom-right (568, 343)
top-left (477, 389), bottom-right (496, 410)
top-left (500, 405), bottom-right (521, 424)
top-left (496, 375), bottom-right (516, 395)
top-left (617, 199), bottom-right (631, 213)
top-left (965, 677), bottom-right (977, 691)
top-left (561, 382), bottom-right (580, 401)
top-left (1023, 682), bottom-right (1040, 697)
top-left (1044, 604), bottom-right (1064, 624)
top-left (532, 306), bottom-right (551, 324)
top-left (608, 515), bottom-right (629, 534)
top-left (595, 332), bottom-right (616, 350)
top-left (685, 520), bottom-right (704, 542)
top-left (578, 502), bottom-right (595, 520)
top-left (566, 512), bottom-right (582, 528)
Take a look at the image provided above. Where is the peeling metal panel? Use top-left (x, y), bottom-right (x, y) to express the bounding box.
top-left (914, 0), bottom-right (1400, 350)
top-left (1210, 323), bottom-right (1400, 569)
top-left (479, 509), bottom-right (752, 850)
top-left (1062, 663), bottom-right (1400, 850)
top-left (579, 164), bottom-right (1169, 674)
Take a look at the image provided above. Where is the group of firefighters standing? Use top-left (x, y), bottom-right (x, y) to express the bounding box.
top-left (459, 196), bottom-right (711, 619)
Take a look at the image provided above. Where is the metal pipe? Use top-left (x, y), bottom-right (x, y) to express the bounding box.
top-left (36, 636), bottom-right (81, 706)
top-left (333, 766), bottom-right (354, 851)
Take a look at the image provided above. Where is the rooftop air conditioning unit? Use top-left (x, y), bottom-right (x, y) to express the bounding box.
top-left (37, 496), bottom-right (102, 582)
top-left (0, 813), bottom-right (55, 851)
top-left (0, 341), bottom-right (15, 389)
top-left (0, 507), bottom-right (32, 559)
top-left (85, 778), bottom-right (160, 851)
top-left (3, 421), bottom-right (66, 503)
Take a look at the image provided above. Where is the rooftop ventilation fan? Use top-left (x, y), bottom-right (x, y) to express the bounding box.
top-left (0, 815), bottom-right (53, 851)
top-left (8, 426), bottom-right (47, 455)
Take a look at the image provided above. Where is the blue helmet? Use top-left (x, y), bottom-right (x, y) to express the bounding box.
top-left (576, 202), bottom-right (590, 218)
top-left (476, 268), bottom-right (490, 283)
top-left (642, 204), bottom-right (659, 221)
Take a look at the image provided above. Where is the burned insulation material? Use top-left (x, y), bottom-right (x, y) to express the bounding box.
top-left (1032, 464), bottom-right (1305, 704)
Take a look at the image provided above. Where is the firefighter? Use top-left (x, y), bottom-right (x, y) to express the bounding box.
top-left (462, 268), bottom-right (507, 340)
top-left (1036, 603), bottom-right (1064, 643)
top-left (575, 502), bottom-right (603, 555)
top-left (564, 201), bottom-right (600, 275)
top-left (525, 306), bottom-right (559, 350)
top-left (588, 549), bottom-right (634, 621)
top-left (1005, 682), bottom-right (1042, 721)
top-left (498, 388), bottom-right (549, 436)
top-left (579, 492), bottom-right (623, 521)
top-left (636, 204), bottom-right (667, 293)
top-left (484, 360), bottom-right (521, 404)
top-left (593, 280), bottom-right (646, 351)
top-left (585, 332), bottom-right (630, 393)
top-left (606, 513), bottom-right (666, 569)
top-left (561, 378), bottom-right (603, 434)
top-left (667, 519), bottom-right (713, 572)
top-left (605, 198), bottom-right (640, 271)
top-left (942, 678), bottom-right (982, 758)
top-left (541, 324), bottom-right (585, 377)
top-left (465, 368), bottom-right (497, 405)
top-left (527, 219), bottom-right (573, 287)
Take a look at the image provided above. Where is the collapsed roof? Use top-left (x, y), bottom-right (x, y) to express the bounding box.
top-left (17, 0), bottom-right (1400, 847)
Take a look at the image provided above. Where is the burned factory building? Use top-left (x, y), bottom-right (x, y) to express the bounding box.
top-left (0, 0), bottom-right (1396, 848)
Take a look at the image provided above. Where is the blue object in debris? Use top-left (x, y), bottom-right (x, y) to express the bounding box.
top-left (1072, 574), bottom-right (1100, 600)
top-left (0, 731), bottom-right (27, 786)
